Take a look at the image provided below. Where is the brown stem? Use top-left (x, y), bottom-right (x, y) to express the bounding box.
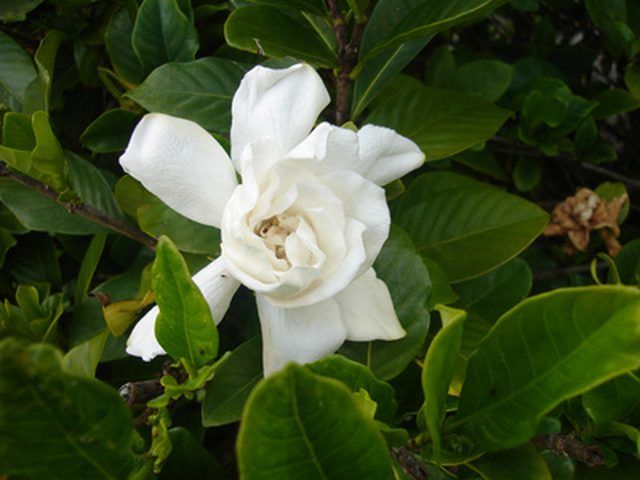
top-left (390, 447), bottom-right (429, 480)
top-left (532, 434), bottom-right (605, 468)
top-left (326, 0), bottom-right (368, 125)
top-left (0, 161), bottom-right (157, 249)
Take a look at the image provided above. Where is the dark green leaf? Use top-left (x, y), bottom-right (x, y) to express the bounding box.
top-left (61, 331), bottom-right (108, 378)
top-left (23, 30), bottom-right (65, 114)
top-left (0, 0), bottom-right (44, 22)
top-left (132, 0), bottom-right (199, 74)
top-left (153, 236), bottom-right (219, 367)
top-left (0, 339), bottom-right (137, 479)
top-left (454, 286), bottom-right (640, 451)
top-left (513, 157), bottom-right (541, 192)
top-left (127, 57), bottom-right (245, 134)
top-left (160, 427), bottom-right (229, 480)
top-left (308, 355), bottom-right (397, 422)
top-left (339, 226), bottom-right (431, 380)
top-left (453, 60), bottom-right (513, 102)
top-left (105, 8), bottom-right (145, 85)
top-left (80, 109), bottom-right (140, 154)
top-left (245, 0), bottom-right (326, 14)
top-left (469, 444), bottom-right (552, 479)
top-left (237, 364), bottom-right (393, 479)
top-left (74, 233), bottom-right (107, 303)
top-left (593, 88), bottom-right (640, 118)
top-left (397, 173), bottom-right (548, 282)
top-left (0, 31), bottom-right (37, 111)
top-left (615, 239), bottom-right (640, 285)
top-left (202, 336), bottom-right (262, 427)
top-left (583, 373), bottom-right (640, 425)
top-left (367, 86), bottom-right (511, 161)
top-left (0, 228), bottom-right (16, 267)
top-left (224, 6), bottom-right (337, 67)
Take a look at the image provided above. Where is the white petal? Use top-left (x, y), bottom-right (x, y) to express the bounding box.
top-left (230, 64), bottom-right (330, 171)
top-left (120, 113), bottom-right (237, 228)
top-left (335, 269), bottom-right (405, 341)
top-left (356, 125), bottom-right (424, 185)
top-left (290, 122), bottom-right (424, 185)
top-left (126, 306), bottom-right (165, 361)
top-left (256, 294), bottom-right (347, 376)
top-left (126, 257), bottom-right (240, 362)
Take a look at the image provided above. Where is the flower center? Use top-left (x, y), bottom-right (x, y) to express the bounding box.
top-left (256, 215), bottom-right (299, 262)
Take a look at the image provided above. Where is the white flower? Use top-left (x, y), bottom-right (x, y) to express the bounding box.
top-left (120, 63), bottom-right (424, 375)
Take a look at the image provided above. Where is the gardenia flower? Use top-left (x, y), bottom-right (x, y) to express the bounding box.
top-left (121, 63), bottom-right (424, 375)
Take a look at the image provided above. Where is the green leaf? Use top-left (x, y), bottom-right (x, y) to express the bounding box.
top-left (359, 0), bottom-right (508, 63)
top-left (224, 6), bottom-right (337, 67)
top-left (115, 175), bottom-right (221, 255)
top-left (132, 0), bottom-right (199, 74)
top-left (0, 0), bottom-right (44, 22)
top-left (0, 31), bottom-right (37, 111)
top-left (105, 8), bottom-right (145, 85)
top-left (160, 427), bottom-right (229, 480)
top-left (127, 57), bottom-right (245, 134)
top-left (202, 336), bottom-right (262, 427)
top-left (421, 305), bottom-right (466, 456)
top-left (453, 60), bottom-right (513, 102)
top-left (615, 239), bottom-right (640, 285)
top-left (153, 236), bottom-right (219, 367)
top-left (0, 339), bottom-right (137, 479)
top-left (513, 157), bottom-right (541, 193)
top-left (593, 88), bottom-right (640, 118)
top-left (237, 364), bottom-right (394, 480)
top-left (339, 226), bottom-right (431, 380)
top-left (0, 228), bottom-right (16, 267)
top-left (245, 0), bottom-right (326, 14)
top-left (625, 63), bottom-right (640, 97)
top-left (80, 109), bottom-right (140, 154)
top-left (23, 30), bottom-right (65, 113)
top-left (75, 233), bottom-right (107, 304)
top-left (583, 373), bottom-right (640, 425)
top-left (469, 444), bottom-right (552, 480)
top-left (397, 173), bottom-right (548, 282)
top-left (367, 86), bottom-right (511, 161)
top-left (308, 355), bottom-right (397, 422)
top-left (61, 331), bottom-right (109, 378)
top-left (453, 286), bottom-right (640, 451)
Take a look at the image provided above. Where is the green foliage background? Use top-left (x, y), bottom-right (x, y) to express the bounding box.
top-left (0, 0), bottom-right (639, 478)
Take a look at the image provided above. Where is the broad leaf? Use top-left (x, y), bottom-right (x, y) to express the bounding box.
top-left (153, 236), bottom-right (219, 367)
top-left (160, 428), bottom-right (229, 480)
top-left (453, 59), bottom-right (513, 102)
top-left (202, 336), bottom-right (262, 427)
top-left (454, 286), bottom-right (640, 451)
top-left (80, 109), bottom-right (140, 154)
top-left (397, 172), bottom-right (548, 282)
top-left (0, 31), bottom-right (37, 111)
top-left (308, 355), bottom-right (397, 422)
top-left (0, 339), bottom-right (137, 479)
top-left (421, 305), bottom-right (466, 456)
top-left (225, 6), bottom-right (338, 67)
top-left (469, 444), bottom-right (552, 480)
top-left (132, 0), bottom-right (199, 74)
top-left (105, 8), bottom-right (145, 85)
top-left (583, 373), bottom-right (640, 425)
top-left (127, 57), bottom-right (245, 134)
top-left (339, 226), bottom-right (431, 380)
top-left (367, 86), bottom-right (511, 161)
top-left (237, 364), bottom-right (393, 479)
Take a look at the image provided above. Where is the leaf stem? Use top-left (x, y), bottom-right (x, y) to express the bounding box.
top-left (0, 161), bottom-right (157, 249)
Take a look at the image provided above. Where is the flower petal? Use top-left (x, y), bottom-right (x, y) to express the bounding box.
top-left (120, 113), bottom-right (237, 228)
top-left (335, 269), bottom-right (405, 341)
top-left (126, 257), bottom-right (240, 361)
top-left (290, 122), bottom-right (424, 185)
top-left (230, 64), bottom-right (330, 171)
top-left (256, 294), bottom-right (347, 376)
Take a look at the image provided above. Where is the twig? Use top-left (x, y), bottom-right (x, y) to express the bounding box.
top-left (390, 447), bottom-right (429, 480)
top-left (0, 161), bottom-right (157, 249)
top-left (532, 434), bottom-right (605, 467)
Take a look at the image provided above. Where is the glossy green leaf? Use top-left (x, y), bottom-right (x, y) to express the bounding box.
top-left (153, 236), bottom-right (219, 367)
top-left (308, 355), bottom-right (397, 422)
top-left (454, 60), bottom-right (513, 102)
top-left (339, 226), bottom-right (431, 380)
top-left (115, 175), bottom-right (220, 255)
top-left (0, 0), bottom-right (43, 22)
top-left (0, 339), bottom-right (137, 479)
top-left (454, 286), bottom-right (640, 451)
top-left (237, 364), bottom-right (393, 480)
top-left (397, 173), bottom-right (548, 282)
top-left (105, 8), bottom-right (145, 85)
top-left (202, 336), bottom-right (262, 427)
top-left (127, 57), bottom-right (245, 134)
top-left (360, 0), bottom-right (508, 63)
top-left (0, 31), bottom-right (37, 111)
top-left (469, 444), bottom-right (552, 480)
top-left (421, 305), bottom-right (466, 456)
top-left (225, 6), bottom-right (337, 67)
top-left (583, 373), bottom-right (640, 425)
top-left (367, 86), bottom-right (511, 161)
top-left (132, 0), bottom-right (199, 74)
top-left (80, 109), bottom-right (139, 154)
